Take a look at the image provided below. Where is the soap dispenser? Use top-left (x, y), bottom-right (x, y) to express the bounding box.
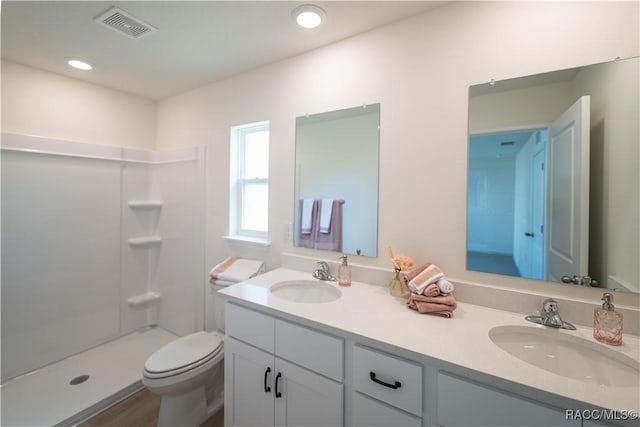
top-left (593, 292), bottom-right (623, 346)
top-left (338, 255), bottom-right (351, 287)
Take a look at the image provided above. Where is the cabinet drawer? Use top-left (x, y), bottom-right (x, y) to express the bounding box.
top-left (352, 392), bottom-right (421, 427)
top-left (275, 319), bottom-right (343, 382)
top-left (225, 303), bottom-right (274, 353)
top-left (353, 345), bottom-right (422, 416)
top-left (437, 372), bottom-right (578, 426)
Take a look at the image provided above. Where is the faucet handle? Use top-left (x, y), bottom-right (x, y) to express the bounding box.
top-left (316, 261), bottom-right (330, 272)
top-left (542, 298), bottom-right (558, 314)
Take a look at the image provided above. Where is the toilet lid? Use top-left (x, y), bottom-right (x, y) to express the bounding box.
top-left (145, 331), bottom-right (223, 374)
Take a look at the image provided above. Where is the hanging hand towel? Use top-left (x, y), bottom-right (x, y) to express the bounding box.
top-left (208, 256), bottom-right (266, 285)
top-left (319, 199), bottom-right (334, 233)
top-left (314, 199), bottom-right (342, 251)
top-left (298, 199), bottom-right (318, 248)
top-left (301, 198), bottom-right (314, 234)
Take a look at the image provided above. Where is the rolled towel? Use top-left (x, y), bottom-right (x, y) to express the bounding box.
top-left (436, 278), bottom-right (455, 294)
top-left (408, 264), bottom-right (445, 294)
top-left (422, 282), bottom-right (440, 297)
top-left (209, 256), bottom-right (266, 285)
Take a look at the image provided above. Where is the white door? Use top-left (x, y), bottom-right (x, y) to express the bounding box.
top-left (225, 337), bottom-right (275, 427)
top-left (531, 147), bottom-right (546, 279)
top-left (547, 96), bottom-right (590, 282)
top-left (274, 358), bottom-right (343, 427)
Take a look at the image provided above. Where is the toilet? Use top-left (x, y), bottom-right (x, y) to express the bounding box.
top-left (143, 284), bottom-right (226, 427)
top-left (143, 331), bottom-right (224, 427)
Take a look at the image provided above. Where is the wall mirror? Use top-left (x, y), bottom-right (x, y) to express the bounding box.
top-left (467, 57), bottom-right (638, 293)
top-left (294, 104), bottom-right (380, 257)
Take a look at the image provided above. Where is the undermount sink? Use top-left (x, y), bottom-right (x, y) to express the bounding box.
top-left (489, 325), bottom-right (639, 387)
top-left (270, 280), bottom-right (342, 304)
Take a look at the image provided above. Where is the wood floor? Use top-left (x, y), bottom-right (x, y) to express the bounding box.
top-left (79, 389), bottom-right (224, 427)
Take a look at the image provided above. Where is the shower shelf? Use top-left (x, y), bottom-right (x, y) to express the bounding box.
top-left (128, 200), bottom-right (163, 209)
top-left (127, 291), bottom-right (161, 306)
top-left (127, 236), bottom-right (162, 247)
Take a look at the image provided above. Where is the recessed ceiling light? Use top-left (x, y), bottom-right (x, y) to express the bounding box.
top-left (292, 4), bottom-right (326, 29)
top-left (67, 59), bottom-right (92, 71)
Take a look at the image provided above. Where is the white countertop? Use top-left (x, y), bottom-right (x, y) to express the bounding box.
top-left (219, 268), bottom-right (640, 414)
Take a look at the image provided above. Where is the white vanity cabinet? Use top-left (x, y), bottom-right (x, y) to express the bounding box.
top-left (436, 372), bottom-right (579, 426)
top-left (351, 345), bottom-right (422, 427)
top-left (224, 303), bottom-right (344, 427)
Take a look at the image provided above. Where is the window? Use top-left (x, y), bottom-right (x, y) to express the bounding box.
top-left (229, 121), bottom-right (269, 241)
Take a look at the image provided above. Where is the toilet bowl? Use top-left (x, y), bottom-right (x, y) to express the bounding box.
top-left (143, 330), bottom-right (224, 427)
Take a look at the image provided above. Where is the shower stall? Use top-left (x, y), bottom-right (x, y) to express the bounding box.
top-left (1, 133), bottom-right (206, 426)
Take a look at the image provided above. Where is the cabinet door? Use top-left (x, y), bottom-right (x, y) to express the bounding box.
top-left (225, 337), bottom-right (274, 427)
top-left (352, 392), bottom-right (421, 427)
top-left (274, 358), bottom-right (343, 427)
top-left (437, 372), bottom-right (579, 426)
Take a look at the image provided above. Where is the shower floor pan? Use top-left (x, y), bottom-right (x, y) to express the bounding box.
top-left (1, 326), bottom-right (177, 426)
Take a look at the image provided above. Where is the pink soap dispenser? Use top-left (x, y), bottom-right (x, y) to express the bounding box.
top-left (338, 255), bottom-right (351, 287)
top-left (593, 292), bottom-right (623, 346)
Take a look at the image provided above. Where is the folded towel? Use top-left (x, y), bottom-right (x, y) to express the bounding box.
top-left (210, 279), bottom-right (237, 287)
top-left (436, 278), bottom-right (455, 294)
top-left (406, 293), bottom-right (457, 318)
top-left (408, 264), bottom-right (445, 294)
top-left (301, 199), bottom-right (314, 234)
top-left (208, 257), bottom-right (265, 284)
top-left (319, 199), bottom-right (334, 233)
top-left (403, 262), bottom-right (432, 285)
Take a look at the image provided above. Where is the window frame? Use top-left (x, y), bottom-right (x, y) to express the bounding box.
top-left (229, 120), bottom-right (269, 241)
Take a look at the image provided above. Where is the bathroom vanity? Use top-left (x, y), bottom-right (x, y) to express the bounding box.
top-left (220, 268), bottom-right (639, 427)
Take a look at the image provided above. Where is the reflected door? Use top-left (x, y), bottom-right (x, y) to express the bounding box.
top-left (547, 96), bottom-right (590, 281)
top-left (531, 147), bottom-right (546, 279)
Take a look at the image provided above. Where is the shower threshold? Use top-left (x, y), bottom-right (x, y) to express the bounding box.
top-left (1, 326), bottom-right (177, 427)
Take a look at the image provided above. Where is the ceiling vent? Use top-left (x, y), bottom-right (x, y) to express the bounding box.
top-left (94, 7), bottom-right (158, 40)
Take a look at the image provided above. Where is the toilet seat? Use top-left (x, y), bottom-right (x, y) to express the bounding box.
top-left (143, 331), bottom-right (223, 380)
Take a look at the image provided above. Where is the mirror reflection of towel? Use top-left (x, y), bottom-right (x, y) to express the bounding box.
top-left (298, 199), bottom-right (318, 248)
top-left (314, 199), bottom-right (341, 251)
top-left (319, 199), bottom-right (334, 233)
top-left (301, 199), bottom-right (314, 234)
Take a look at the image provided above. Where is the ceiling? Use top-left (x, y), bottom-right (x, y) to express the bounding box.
top-left (1, 1), bottom-right (445, 100)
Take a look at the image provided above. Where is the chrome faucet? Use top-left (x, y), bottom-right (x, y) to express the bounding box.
top-left (525, 298), bottom-right (576, 330)
top-left (313, 261), bottom-right (337, 281)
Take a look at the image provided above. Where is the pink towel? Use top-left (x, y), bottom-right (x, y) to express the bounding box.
top-left (208, 256), bottom-right (265, 285)
top-left (406, 293), bottom-right (457, 318)
top-left (403, 262), bottom-right (432, 285)
top-left (422, 283), bottom-right (440, 297)
top-left (313, 199), bottom-right (342, 251)
top-left (408, 264), bottom-right (445, 294)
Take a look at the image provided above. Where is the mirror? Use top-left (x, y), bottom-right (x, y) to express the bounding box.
top-left (467, 57), bottom-right (639, 293)
top-left (294, 104), bottom-right (380, 257)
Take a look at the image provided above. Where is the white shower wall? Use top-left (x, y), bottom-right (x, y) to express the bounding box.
top-left (1, 133), bottom-right (205, 382)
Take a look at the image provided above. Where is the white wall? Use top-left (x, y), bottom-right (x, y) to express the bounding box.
top-left (467, 156), bottom-right (515, 255)
top-left (574, 59), bottom-right (640, 292)
top-left (156, 1), bottom-right (639, 297)
top-left (1, 60), bottom-right (156, 149)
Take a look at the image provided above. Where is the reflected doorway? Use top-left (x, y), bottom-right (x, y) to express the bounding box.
top-left (467, 128), bottom-right (548, 279)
